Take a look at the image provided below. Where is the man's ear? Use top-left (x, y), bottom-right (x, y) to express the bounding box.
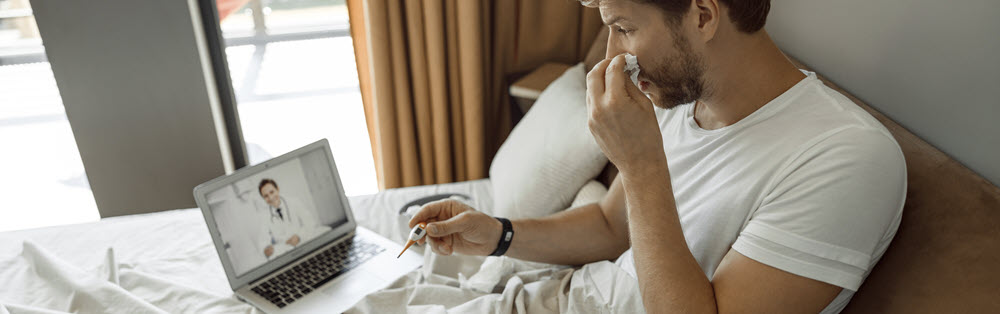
top-left (693, 0), bottom-right (720, 43)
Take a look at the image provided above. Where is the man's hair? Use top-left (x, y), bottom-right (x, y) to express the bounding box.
top-left (259, 178), bottom-right (278, 195)
top-left (581, 0), bottom-right (770, 33)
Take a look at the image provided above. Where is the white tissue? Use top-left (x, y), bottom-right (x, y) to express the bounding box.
top-left (460, 256), bottom-right (515, 293)
top-left (624, 53), bottom-right (641, 88)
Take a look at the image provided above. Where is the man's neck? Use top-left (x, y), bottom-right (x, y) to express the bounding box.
top-left (693, 31), bottom-right (805, 130)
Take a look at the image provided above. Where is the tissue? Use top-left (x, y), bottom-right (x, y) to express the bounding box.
top-left (459, 256), bottom-right (515, 293)
top-left (624, 53), bottom-right (641, 88)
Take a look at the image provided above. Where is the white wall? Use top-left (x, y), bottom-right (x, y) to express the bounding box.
top-left (31, 0), bottom-right (234, 217)
top-left (767, 0), bottom-right (1000, 186)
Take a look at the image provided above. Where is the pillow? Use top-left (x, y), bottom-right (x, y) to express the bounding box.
top-left (570, 180), bottom-right (609, 208)
top-left (489, 63), bottom-right (608, 219)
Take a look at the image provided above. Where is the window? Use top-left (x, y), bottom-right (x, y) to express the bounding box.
top-left (0, 0), bottom-right (376, 232)
top-left (0, 0), bottom-right (99, 231)
top-left (216, 0), bottom-right (377, 196)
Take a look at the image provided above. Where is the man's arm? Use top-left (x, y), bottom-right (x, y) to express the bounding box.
top-left (622, 165), bottom-right (842, 313)
top-left (506, 176), bottom-right (630, 265)
top-left (409, 176), bottom-right (631, 266)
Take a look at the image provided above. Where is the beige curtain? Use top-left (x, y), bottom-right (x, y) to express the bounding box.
top-left (348, 0), bottom-right (602, 190)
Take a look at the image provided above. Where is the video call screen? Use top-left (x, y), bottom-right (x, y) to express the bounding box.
top-left (204, 148), bottom-right (348, 276)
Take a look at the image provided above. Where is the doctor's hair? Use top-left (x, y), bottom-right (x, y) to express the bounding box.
top-left (258, 178), bottom-right (278, 195)
top-left (579, 0), bottom-right (770, 33)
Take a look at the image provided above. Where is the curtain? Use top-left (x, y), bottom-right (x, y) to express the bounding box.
top-left (347, 0), bottom-right (602, 190)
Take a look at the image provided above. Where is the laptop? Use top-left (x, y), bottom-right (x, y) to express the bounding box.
top-left (194, 139), bottom-right (423, 313)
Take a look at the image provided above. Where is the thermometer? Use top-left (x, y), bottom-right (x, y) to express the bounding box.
top-left (397, 222), bottom-right (427, 258)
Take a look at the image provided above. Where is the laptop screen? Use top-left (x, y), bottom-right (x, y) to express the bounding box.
top-left (203, 147), bottom-right (348, 276)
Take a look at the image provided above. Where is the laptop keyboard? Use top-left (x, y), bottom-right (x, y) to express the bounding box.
top-left (250, 235), bottom-right (385, 308)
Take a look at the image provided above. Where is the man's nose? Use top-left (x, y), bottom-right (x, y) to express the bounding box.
top-left (605, 39), bottom-right (626, 59)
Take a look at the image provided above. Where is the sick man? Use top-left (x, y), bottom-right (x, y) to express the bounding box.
top-left (410, 0), bottom-right (906, 313)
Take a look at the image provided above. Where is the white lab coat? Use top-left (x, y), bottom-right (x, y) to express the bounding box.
top-left (262, 196), bottom-right (329, 258)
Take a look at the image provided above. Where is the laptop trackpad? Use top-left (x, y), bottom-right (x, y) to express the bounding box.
top-left (322, 270), bottom-right (387, 299)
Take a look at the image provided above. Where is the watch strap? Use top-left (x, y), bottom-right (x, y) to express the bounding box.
top-left (489, 217), bottom-right (513, 256)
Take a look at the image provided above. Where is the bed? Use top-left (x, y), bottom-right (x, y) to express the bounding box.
top-left (0, 178), bottom-right (634, 314)
top-left (0, 180), bottom-right (490, 313)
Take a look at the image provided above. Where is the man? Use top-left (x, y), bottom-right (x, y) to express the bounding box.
top-left (409, 0), bottom-right (906, 313)
top-left (258, 178), bottom-right (327, 258)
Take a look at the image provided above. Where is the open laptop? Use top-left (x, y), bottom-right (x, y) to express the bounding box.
top-left (194, 139), bottom-right (423, 313)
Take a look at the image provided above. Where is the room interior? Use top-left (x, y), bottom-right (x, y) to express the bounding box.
top-left (0, 0), bottom-right (997, 313)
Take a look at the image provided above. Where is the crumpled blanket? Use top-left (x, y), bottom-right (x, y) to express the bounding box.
top-left (0, 241), bottom-right (257, 314)
top-left (346, 179), bottom-right (645, 313)
top-left (346, 244), bottom-right (645, 313)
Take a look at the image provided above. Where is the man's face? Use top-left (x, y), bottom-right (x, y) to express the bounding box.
top-left (600, 0), bottom-right (707, 109)
top-left (260, 183), bottom-right (281, 208)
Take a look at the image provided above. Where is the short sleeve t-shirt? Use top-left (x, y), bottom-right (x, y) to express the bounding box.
top-left (614, 71), bottom-right (907, 314)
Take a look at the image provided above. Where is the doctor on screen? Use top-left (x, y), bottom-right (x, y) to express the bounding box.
top-left (257, 178), bottom-right (327, 258)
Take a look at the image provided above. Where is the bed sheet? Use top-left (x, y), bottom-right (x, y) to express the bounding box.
top-left (0, 179), bottom-right (493, 313)
top-left (0, 178), bottom-right (642, 313)
top-left (343, 180), bottom-right (644, 314)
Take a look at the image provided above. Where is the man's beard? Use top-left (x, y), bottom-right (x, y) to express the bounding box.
top-left (641, 34), bottom-right (707, 109)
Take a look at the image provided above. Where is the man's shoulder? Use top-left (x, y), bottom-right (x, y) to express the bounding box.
top-left (738, 78), bottom-right (907, 192)
top-left (774, 78), bottom-right (899, 152)
top-left (806, 125), bottom-right (904, 166)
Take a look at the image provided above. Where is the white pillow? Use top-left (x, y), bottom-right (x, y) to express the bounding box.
top-left (570, 180), bottom-right (609, 208)
top-left (489, 63), bottom-right (608, 219)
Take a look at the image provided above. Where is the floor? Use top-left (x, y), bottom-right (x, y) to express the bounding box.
top-left (0, 36), bottom-right (377, 232)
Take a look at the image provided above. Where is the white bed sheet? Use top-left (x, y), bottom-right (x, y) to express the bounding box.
top-left (0, 179), bottom-right (492, 313)
top-left (342, 181), bottom-right (644, 314)
top-left (0, 178), bottom-right (642, 313)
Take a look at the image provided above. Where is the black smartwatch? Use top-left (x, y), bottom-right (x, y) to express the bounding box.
top-left (489, 217), bottom-right (514, 256)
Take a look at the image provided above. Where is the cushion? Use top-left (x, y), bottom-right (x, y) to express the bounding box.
top-left (489, 63), bottom-right (607, 219)
top-left (570, 180), bottom-right (609, 208)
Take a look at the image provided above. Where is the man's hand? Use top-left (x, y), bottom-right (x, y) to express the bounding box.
top-left (286, 234), bottom-right (301, 246)
top-left (264, 245), bottom-right (274, 258)
top-left (586, 54), bottom-right (666, 175)
top-left (408, 199), bottom-right (502, 256)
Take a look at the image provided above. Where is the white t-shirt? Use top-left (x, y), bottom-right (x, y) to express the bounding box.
top-left (614, 71), bottom-right (907, 314)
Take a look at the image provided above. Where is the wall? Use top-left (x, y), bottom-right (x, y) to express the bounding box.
top-left (766, 0), bottom-right (1000, 186)
top-left (31, 0), bottom-right (234, 217)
